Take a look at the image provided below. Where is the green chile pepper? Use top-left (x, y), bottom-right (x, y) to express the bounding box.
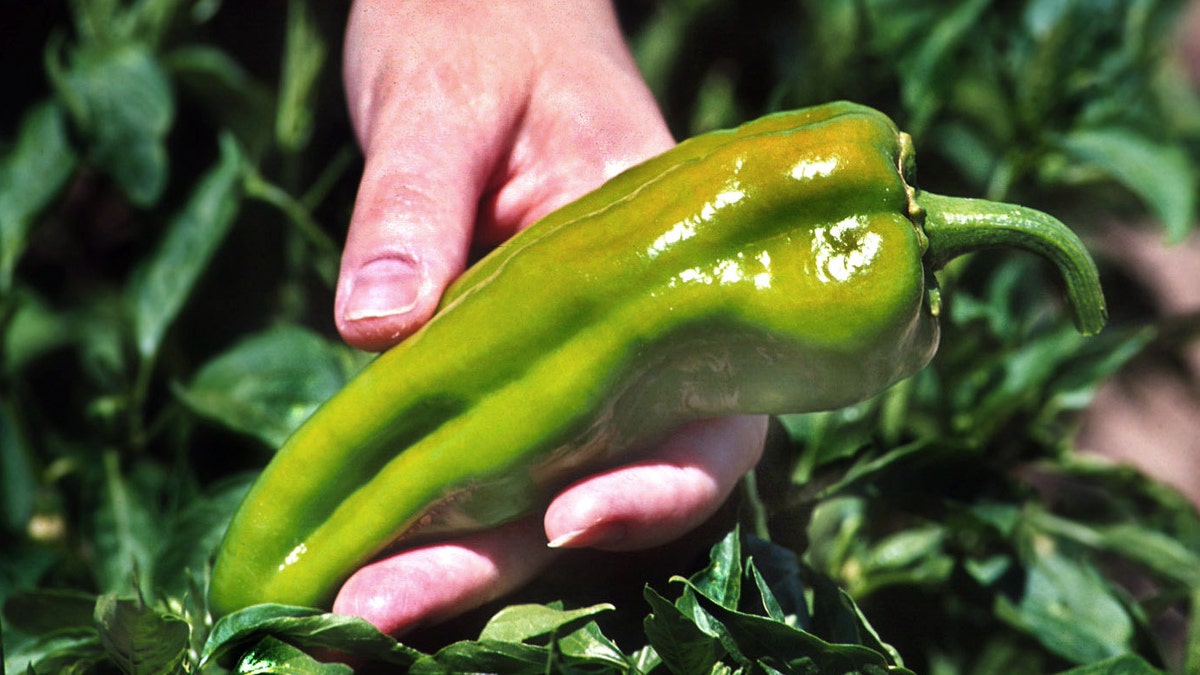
top-left (209, 101), bottom-right (1106, 615)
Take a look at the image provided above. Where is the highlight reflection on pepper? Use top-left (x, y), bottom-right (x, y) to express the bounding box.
top-left (812, 215), bottom-right (884, 284)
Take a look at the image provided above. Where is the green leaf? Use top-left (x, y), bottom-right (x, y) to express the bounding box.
top-left (0, 99), bottom-right (78, 291)
top-left (1185, 586), bottom-right (1200, 675)
top-left (689, 69), bottom-right (739, 135)
top-left (682, 580), bottom-right (903, 673)
top-left (3, 628), bottom-right (106, 675)
top-left (412, 639), bottom-right (551, 675)
top-left (3, 290), bottom-right (80, 376)
top-left (165, 45), bottom-right (275, 155)
top-left (869, 526), bottom-right (943, 570)
top-left (177, 326), bottom-right (368, 447)
top-left (671, 527), bottom-right (744, 645)
top-left (643, 585), bottom-right (723, 674)
top-left (275, 0), bottom-right (327, 153)
top-left (780, 399), bottom-right (880, 484)
top-left (153, 473), bottom-right (254, 598)
top-left (57, 42), bottom-right (173, 206)
top-left (555, 620), bottom-right (630, 670)
top-left (201, 604), bottom-right (421, 669)
top-left (855, 525), bottom-right (955, 596)
top-left (92, 451), bottom-right (159, 595)
top-left (743, 536), bottom-right (809, 626)
top-left (688, 527), bottom-right (743, 611)
top-left (1042, 457), bottom-right (1200, 549)
top-left (477, 603), bottom-right (614, 644)
top-left (234, 636), bottom-right (352, 674)
top-left (996, 541), bottom-right (1134, 665)
top-left (3, 589), bottom-right (97, 636)
top-left (628, 644), bottom-right (662, 675)
top-left (951, 327), bottom-right (1091, 443)
top-left (0, 399), bottom-right (37, 533)
top-left (0, 542), bottom-right (58, 611)
top-left (68, 0), bottom-right (119, 45)
top-left (804, 570), bottom-right (906, 669)
top-left (94, 592), bottom-right (189, 675)
top-left (1028, 510), bottom-right (1200, 590)
top-left (119, 0), bottom-right (194, 49)
top-left (127, 132), bottom-right (243, 360)
top-left (1055, 126), bottom-right (1197, 243)
top-left (832, 587), bottom-right (907, 669)
top-left (893, 0), bottom-right (993, 135)
top-left (745, 560), bottom-right (787, 623)
top-left (1038, 326), bottom-right (1155, 422)
top-left (1054, 653), bottom-right (1166, 674)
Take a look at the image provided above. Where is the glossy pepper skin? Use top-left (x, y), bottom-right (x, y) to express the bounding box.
top-left (209, 101), bottom-right (1106, 615)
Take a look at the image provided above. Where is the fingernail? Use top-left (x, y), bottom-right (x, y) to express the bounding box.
top-left (344, 257), bottom-right (422, 321)
top-left (547, 521), bottom-right (627, 549)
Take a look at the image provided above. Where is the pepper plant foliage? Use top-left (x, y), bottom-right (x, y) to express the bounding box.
top-left (1, 0), bottom-right (1198, 673)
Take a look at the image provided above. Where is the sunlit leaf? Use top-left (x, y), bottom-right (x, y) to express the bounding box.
top-left (235, 636), bottom-right (352, 674)
top-left (555, 620), bottom-right (630, 670)
top-left (478, 603), bottom-right (614, 644)
top-left (687, 526), bottom-right (743, 611)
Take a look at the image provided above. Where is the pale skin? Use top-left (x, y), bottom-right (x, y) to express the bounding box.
top-left (332, 0), bottom-right (768, 636)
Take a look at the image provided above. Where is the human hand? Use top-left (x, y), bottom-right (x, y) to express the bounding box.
top-left (331, 0), bottom-right (768, 636)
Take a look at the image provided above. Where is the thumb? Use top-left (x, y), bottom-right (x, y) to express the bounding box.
top-left (334, 135), bottom-right (487, 352)
top-left (335, 1), bottom-right (532, 352)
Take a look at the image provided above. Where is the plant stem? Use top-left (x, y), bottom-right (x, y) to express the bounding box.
top-left (243, 168), bottom-right (339, 288)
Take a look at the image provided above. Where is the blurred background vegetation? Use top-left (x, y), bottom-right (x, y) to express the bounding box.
top-left (2, 0), bottom-right (1200, 673)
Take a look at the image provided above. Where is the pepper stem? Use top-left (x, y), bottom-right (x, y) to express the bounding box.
top-left (916, 191), bottom-right (1108, 336)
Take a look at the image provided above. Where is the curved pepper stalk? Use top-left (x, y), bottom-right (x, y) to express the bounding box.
top-left (208, 101), bottom-right (1107, 617)
top-left (916, 191), bottom-right (1107, 336)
